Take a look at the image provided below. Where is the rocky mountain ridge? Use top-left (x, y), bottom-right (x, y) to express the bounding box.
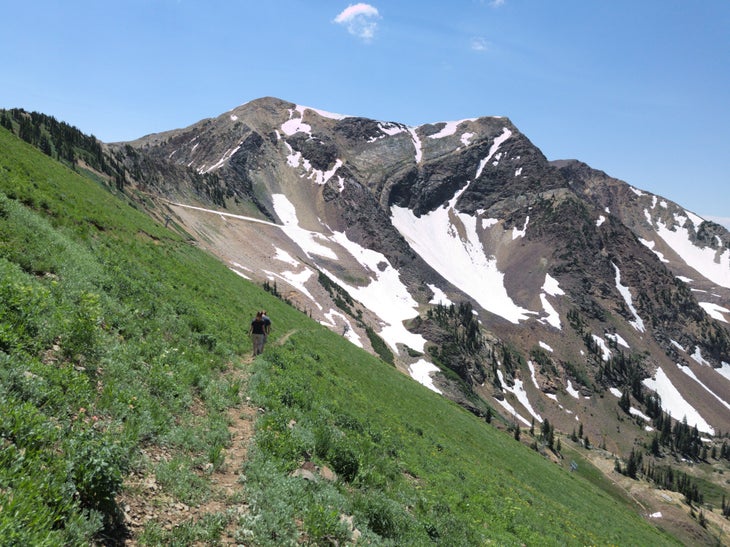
top-left (101, 97), bottom-right (730, 443)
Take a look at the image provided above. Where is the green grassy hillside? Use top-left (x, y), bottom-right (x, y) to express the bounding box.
top-left (0, 126), bottom-right (680, 545)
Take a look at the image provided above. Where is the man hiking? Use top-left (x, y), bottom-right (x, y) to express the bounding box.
top-left (249, 311), bottom-right (267, 356)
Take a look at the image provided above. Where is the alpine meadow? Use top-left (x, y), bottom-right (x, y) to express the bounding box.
top-left (0, 103), bottom-right (728, 546)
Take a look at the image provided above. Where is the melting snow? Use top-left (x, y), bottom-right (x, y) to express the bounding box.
top-left (263, 268), bottom-right (319, 307)
top-left (596, 215), bottom-right (606, 227)
top-left (476, 128), bottom-right (512, 179)
top-left (378, 122), bottom-right (405, 136)
top-left (391, 184), bottom-right (534, 324)
top-left (271, 195), bottom-right (338, 260)
top-left (321, 309), bottom-right (362, 347)
top-left (612, 263), bottom-right (646, 332)
top-left (326, 230), bottom-right (427, 354)
top-left (281, 106), bottom-right (313, 137)
top-left (642, 367), bottom-right (714, 434)
top-left (512, 216), bottom-right (530, 239)
top-left (676, 363), bottom-right (730, 411)
top-left (428, 283), bottom-right (452, 305)
top-left (428, 119), bottom-right (477, 139)
top-left (609, 387), bottom-right (622, 398)
top-left (699, 302), bottom-right (729, 322)
top-left (592, 334), bottom-right (612, 361)
top-left (606, 332), bottom-right (630, 349)
top-left (630, 187), bottom-right (645, 196)
top-left (639, 237), bottom-right (669, 263)
top-left (284, 142), bottom-right (344, 185)
top-left (630, 407), bottom-right (651, 421)
top-left (406, 126), bottom-right (423, 163)
top-left (691, 346), bottom-right (711, 366)
top-left (566, 380), bottom-right (581, 399)
top-left (305, 106), bottom-right (349, 120)
top-left (201, 143), bottom-right (242, 173)
top-left (654, 214), bottom-right (730, 288)
top-left (539, 273), bottom-right (564, 329)
top-left (528, 361), bottom-right (540, 389)
top-left (539, 341), bottom-right (553, 353)
top-left (497, 369), bottom-right (542, 422)
top-left (670, 339), bottom-right (686, 352)
top-left (272, 194), bottom-right (426, 353)
top-left (460, 132), bottom-right (474, 146)
top-left (515, 167), bottom-right (523, 177)
top-left (539, 295), bottom-right (562, 329)
top-left (274, 248), bottom-right (300, 267)
top-left (543, 274), bottom-right (565, 297)
top-left (409, 360), bottom-right (443, 394)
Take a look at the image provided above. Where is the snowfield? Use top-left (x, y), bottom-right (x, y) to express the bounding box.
top-left (642, 367), bottom-right (714, 434)
top-left (391, 172), bottom-right (535, 324)
top-left (653, 213), bottom-right (730, 288)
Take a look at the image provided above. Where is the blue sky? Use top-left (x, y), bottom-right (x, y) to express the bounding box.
top-left (4, 1), bottom-right (729, 224)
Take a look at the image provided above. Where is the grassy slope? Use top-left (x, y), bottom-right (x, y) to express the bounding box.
top-left (0, 127), bottom-right (679, 545)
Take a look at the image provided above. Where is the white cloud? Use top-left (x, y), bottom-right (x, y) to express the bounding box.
top-left (334, 3), bottom-right (380, 41)
top-left (471, 37), bottom-right (489, 52)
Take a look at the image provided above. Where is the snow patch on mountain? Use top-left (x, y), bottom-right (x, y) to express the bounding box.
top-left (476, 127), bottom-right (512, 179)
top-left (304, 105), bottom-right (349, 121)
top-left (391, 184), bottom-right (534, 324)
top-left (676, 364), bottom-right (730, 411)
top-left (409, 360), bottom-right (443, 394)
top-left (539, 295), bottom-right (561, 330)
top-left (321, 309), bottom-right (361, 344)
top-left (643, 367), bottom-right (714, 434)
top-left (428, 284), bottom-right (452, 305)
top-left (271, 194), bottom-right (338, 260)
top-left (512, 216), bottom-right (529, 239)
top-left (639, 237), bottom-right (669, 263)
top-left (406, 126), bottom-right (423, 163)
top-left (612, 263), bottom-right (645, 332)
top-left (264, 267), bottom-right (319, 308)
top-left (326, 230), bottom-right (426, 354)
top-left (495, 369), bottom-right (532, 426)
top-left (606, 332), bottom-right (630, 349)
top-left (538, 273), bottom-right (564, 329)
top-left (283, 142), bottom-right (344, 185)
top-left (592, 334), bottom-right (612, 362)
top-left (566, 380), bottom-right (581, 399)
top-left (200, 143), bottom-right (242, 173)
top-left (274, 247), bottom-right (300, 267)
top-left (281, 106), bottom-right (313, 137)
top-left (654, 214), bottom-right (730, 288)
top-left (272, 193), bottom-right (426, 353)
top-left (428, 119), bottom-right (477, 140)
top-left (698, 302), bottom-right (729, 323)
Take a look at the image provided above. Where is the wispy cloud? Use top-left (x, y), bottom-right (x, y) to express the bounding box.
top-left (471, 37), bottom-right (489, 52)
top-left (334, 3), bottom-right (380, 42)
top-left (489, 0), bottom-right (505, 6)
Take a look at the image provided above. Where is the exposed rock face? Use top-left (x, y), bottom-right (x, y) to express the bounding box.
top-left (110, 96), bottom-right (730, 438)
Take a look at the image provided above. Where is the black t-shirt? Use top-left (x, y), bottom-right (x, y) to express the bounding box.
top-left (251, 319), bottom-right (266, 335)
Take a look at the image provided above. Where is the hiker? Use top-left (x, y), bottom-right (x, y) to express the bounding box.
top-left (249, 311), bottom-right (267, 356)
top-left (261, 310), bottom-right (272, 343)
